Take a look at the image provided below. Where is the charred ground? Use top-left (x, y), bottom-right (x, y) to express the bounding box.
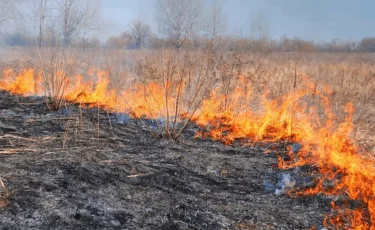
top-left (0, 91), bottom-right (330, 230)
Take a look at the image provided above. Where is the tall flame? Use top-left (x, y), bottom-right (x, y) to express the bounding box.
top-left (0, 67), bottom-right (374, 229)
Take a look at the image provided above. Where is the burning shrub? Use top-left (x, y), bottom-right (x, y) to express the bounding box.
top-left (42, 50), bottom-right (79, 111)
top-left (127, 50), bottom-right (216, 139)
top-left (0, 50), bottom-right (375, 229)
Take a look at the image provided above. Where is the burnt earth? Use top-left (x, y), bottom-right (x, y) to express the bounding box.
top-left (0, 91), bottom-right (330, 230)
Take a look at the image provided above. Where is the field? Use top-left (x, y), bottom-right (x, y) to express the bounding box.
top-left (0, 48), bottom-right (374, 229)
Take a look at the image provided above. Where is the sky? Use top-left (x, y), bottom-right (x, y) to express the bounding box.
top-left (101, 0), bottom-right (375, 42)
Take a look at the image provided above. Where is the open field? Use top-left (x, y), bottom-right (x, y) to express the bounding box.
top-left (1, 48), bottom-right (374, 150)
top-left (0, 48), bottom-right (374, 229)
top-left (0, 90), bottom-right (329, 229)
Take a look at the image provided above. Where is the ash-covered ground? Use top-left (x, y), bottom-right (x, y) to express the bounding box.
top-left (0, 91), bottom-right (331, 230)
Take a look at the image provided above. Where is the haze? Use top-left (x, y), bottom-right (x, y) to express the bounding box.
top-left (102, 0), bottom-right (375, 42)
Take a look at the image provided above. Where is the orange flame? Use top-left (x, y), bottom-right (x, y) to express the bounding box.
top-left (0, 68), bottom-right (374, 229)
top-left (195, 78), bottom-right (375, 229)
top-left (65, 70), bottom-right (118, 111)
top-left (0, 68), bottom-right (42, 96)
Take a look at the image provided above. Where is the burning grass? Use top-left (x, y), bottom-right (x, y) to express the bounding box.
top-left (0, 49), bottom-right (374, 229)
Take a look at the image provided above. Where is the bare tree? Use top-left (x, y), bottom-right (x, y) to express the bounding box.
top-left (80, 0), bottom-right (102, 49)
top-left (250, 12), bottom-right (268, 41)
top-left (0, 0), bottom-right (21, 26)
top-left (55, 0), bottom-right (83, 46)
top-left (55, 0), bottom-right (100, 47)
top-left (156, 0), bottom-right (202, 50)
top-left (46, 16), bottom-right (58, 47)
top-left (32, 0), bottom-right (49, 48)
top-left (129, 20), bottom-right (151, 49)
top-left (0, 1), bottom-right (12, 24)
top-left (205, 0), bottom-right (226, 47)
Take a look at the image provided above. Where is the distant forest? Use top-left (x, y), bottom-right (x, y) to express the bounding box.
top-left (1, 0), bottom-right (375, 52)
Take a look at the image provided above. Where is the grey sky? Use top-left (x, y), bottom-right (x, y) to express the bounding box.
top-left (102, 0), bottom-right (375, 42)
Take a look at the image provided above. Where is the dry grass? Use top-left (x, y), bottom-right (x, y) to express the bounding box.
top-left (1, 48), bottom-right (375, 230)
top-left (262, 53), bottom-right (375, 153)
top-left (125, 50), bottom-right (374, 151)
top-left (1, 48), bottom-right (374, 151)
top-left (127, 49), bottom-right (216, 139)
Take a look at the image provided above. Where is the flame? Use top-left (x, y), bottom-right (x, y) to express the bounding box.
top-left (0, 68), bottom-right (42, 96)
top-left (65, 70), bottom-right (118, 111)
top-left (195, 78), bottom-right (375, 229)
top-left (0, 67), bottom-right (374, 229)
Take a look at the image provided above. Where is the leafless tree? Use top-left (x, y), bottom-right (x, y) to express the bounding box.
top-left (129, 20), bottom-right (151, 49)
top-left (0, 1), bottom-right (12, 24)
top-left (32, 0), bottom-right (49, 48)
top-left (250, 12), bottom-right (268, 41)
top-left (205, 0), bottom-right (226, 47)
top-left (248, 12), bottom-right (271, 51)
top-left (46, 16), bottom-right (58, 47)
top-left (0, 0), bottom-right (21, 26)
top-left (55, 0), bottom-right (83, 46)
top-left (54, 0), bottom-right (100, 47)
top-left (80, 0), bottom-right (102, 49)
top-left (156, 0), bottom-right (202, 50)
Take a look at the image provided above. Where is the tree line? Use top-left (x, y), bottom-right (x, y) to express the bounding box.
top-left (0, 0), bottom-right (101, 48)
top-left (1, 0), bottom-right (375, 52)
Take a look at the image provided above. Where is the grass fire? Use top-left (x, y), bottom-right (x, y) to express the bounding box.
top-left (0, 0), bottom-right (374, 229)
